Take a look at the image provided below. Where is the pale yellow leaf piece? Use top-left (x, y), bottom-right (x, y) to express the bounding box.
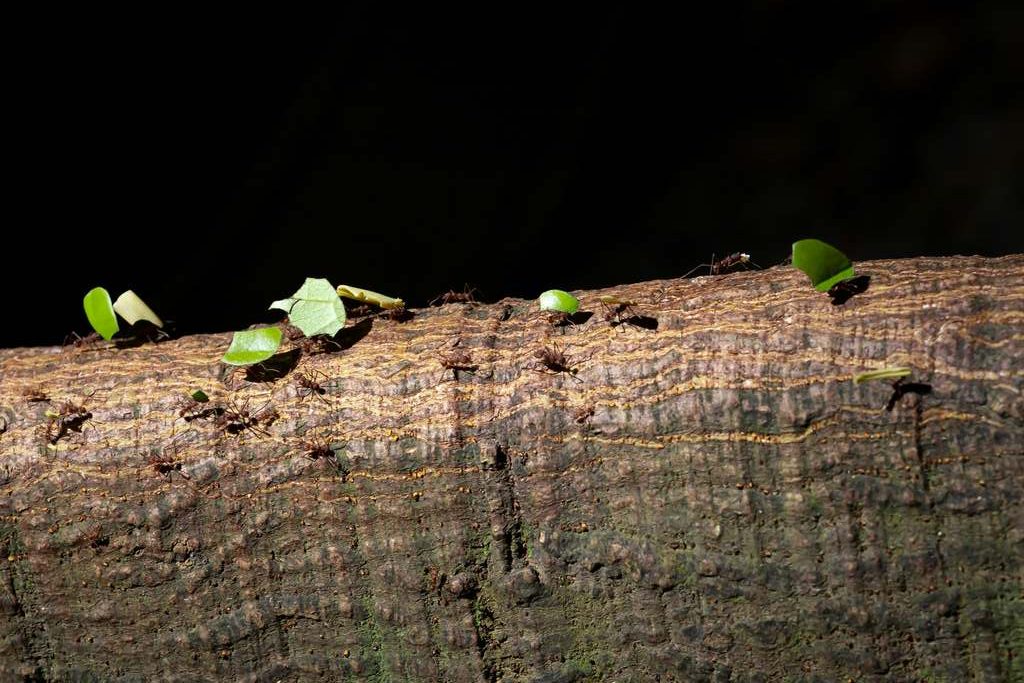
top-left (336, 285), bottom-right (405, 309)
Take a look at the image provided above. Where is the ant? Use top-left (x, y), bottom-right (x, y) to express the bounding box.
top-left (599, 297), bottom-right (658, 331)
top-left (129, 320), bottom-right (171, 344)
top-left (886, 378), bottom-right (932, 412)
top-left (545, 310), bottom-right (573, 327)
top-left (683, 252), bottom-right (758, 278)
top-left (301, 432), bottom-right (348, 476)
top-left (382, 305), bottom-right (414, 323)
top-left (147, 452), bottom-right (189, 480)
top-left (44, 400), bottom-right (93, 445)
top-left (297, 335), bottom-right (341, 356)
top-left (295, 370), bottom-right (331, 404)
top-left (81, 527), bottom-right (110, 551)
top-left (282, 323), bottom-right (306, 341)
top-left (22, 387), bottom-right (50, 403)
top-left (827, 275), bottom-right (871, 306)
top-left (573, 406), bottom-right (595, 424)
top-left (140, 431), bottom-right (198, 485)
top-left (438, 349), bottom-right (479, 383)
top-left (347, 304), bottom-right (376, 319)
top-left (62, 331), bottom-right (102, 349)
top-left (430, 285), bottom-right (478, 307)
top-left (174, 391), bottom-right (221, 422)
top-left (282, 321), bottom-right (341, 355)
top-left (215, 398), bottom-right (278, 437)
top-left (532, 344), bottom-right (582, 382)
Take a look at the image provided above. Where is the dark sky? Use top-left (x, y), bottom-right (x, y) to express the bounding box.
top-left (8, 3), bottom-right (1023, 348)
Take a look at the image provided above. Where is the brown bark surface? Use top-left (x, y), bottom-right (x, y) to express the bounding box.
top-left (1, 255), bottom-right (1022, 682)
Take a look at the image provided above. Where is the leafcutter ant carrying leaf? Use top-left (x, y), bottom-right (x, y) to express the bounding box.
top-left (174, 390), bottom-right (222, 423)
top-left (537, 289), bottom-right (585, 326)
top-left (683, 252), bottom-right (758, 278)
top-left (284, 320), bottom-right (341, 355)
top-left (297, 334), bottom-right (342, 356)
top-left (63, 331), bottom-right (102, 350)
top-left (382, 305), bottom-right (414, 323)
top-left (346, 304), bottom-right (376, 319)
top-left (885, 378), bottom-right (933, 412)
top-left (827, 275), bottom-right (871, 305)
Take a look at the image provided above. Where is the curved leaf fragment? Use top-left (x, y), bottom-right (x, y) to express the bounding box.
top-left (270, 278), bottom-right (346, 337)
top-left (538, 289), bottom-right (579, 314)
top-left (792, 239), bottom-right (855, 292)
top-left (221, 327), bottom-right (283, 366)
top-left (113, 290), bottom-right (163, 327)
top-left (336, 285), bottom-right (405, 310)
top-left (597, 294), bottom-right (638, 306)
top-left (853, 367), bottom-right (911, 384)
top-left (83, 287), bottom-right (119, 341)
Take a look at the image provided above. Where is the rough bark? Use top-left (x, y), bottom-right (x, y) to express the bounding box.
top-left (0, 255), bottom-right (1022, 683)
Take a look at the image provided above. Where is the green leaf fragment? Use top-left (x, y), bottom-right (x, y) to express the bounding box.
top-left (112, 290), bottom-right (163, 327)
top-left (853, 367), bottom-right (912, 384)
top-left (83, 287), bottom-right (120, 341)
top-left (792, 239), bottom-right (856, 292)
top-left (270, 278), bottom-right (347, 337)
top-left (190, 390), bottom-right (209, 402)
top-left (598, 295), bottom-right (637, 306)
top-left (538, 289), bottom-right (579, 314)
top-left (221, 327), bottom-right (283, 366)
top-left (336, 285), bottom-right (405, 309)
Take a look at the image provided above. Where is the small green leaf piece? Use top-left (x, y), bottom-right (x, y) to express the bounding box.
top-left (83, 287), bottom-right (120, 341)
top-left (792, 239), bottom-right (856, 292)
top-left (221, 328), bottom-right (283, 366)
top-left (271, 278), bottom-right (347, 337)
top-left (538, 289), bottom-right (579, 314)
top-left (190, 390), bottom-right (209, 402)
top-left (269, 298), bottom-right (294, 313)
top-left (598, 294), bottom-right (637, 306)
top-left (112, 290), bottom-right (164, 327)
top-left (853, 367), bottom-right (912, 384)
top-left (336, 285), bottom-right (405, 309)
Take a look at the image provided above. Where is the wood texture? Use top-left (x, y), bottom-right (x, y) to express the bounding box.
top-left (1, 255), bottom-right (1022, 682)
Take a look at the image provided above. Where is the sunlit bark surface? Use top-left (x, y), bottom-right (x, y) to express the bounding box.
top-left (1, 255), bottom-right (1022, 682)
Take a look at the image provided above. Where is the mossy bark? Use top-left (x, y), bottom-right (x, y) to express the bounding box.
top-left (1, 255), bottom-right (1022, 682)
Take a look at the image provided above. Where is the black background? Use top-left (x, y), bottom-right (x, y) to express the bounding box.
top-left (8, 3), bottom-right (1023, 348)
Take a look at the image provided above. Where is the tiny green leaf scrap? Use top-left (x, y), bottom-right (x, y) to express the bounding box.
top-left (270, 277), bottom-right (347, 337)
top-left (190, 389), bottom-right (209, 402)
top-left (83, 287), bottom-right (120, 340)
top-left (335, 284), bottom-right (405, 310)
top-left (597, 294), bottom-right (637, 306)
top-left (221, 327), bottom-right (283, 366)
top-left (538, 289), bottom-right (579, 314)
top-left (853, 367), bottom-right (911, 384)
top-left (792, 239), bottom-right (856, 292)
top-left (112, 290), bottom-right (164, 328)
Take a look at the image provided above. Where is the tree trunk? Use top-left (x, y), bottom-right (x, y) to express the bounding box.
top-left (1, 255), bottom-right (1022, 682)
